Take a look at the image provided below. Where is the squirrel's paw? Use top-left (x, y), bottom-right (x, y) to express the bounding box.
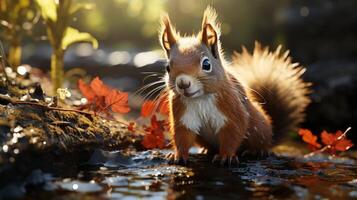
top-left (212, 154), bottom-right (239, 166)
top-left (166, 152), bottom-right (188, 165)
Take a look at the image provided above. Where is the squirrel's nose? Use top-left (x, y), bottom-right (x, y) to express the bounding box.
top-left (177, 80), bottom-right (191, 89)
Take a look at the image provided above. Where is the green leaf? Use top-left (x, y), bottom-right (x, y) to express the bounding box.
top-left (18, 0), bottom-right (30, 8)
top-left (69, 2), bottom-right (95, 15)
top-left (61, 27), bottom-right (98, 50)
top-left (35, 0), bottom-right (57, 21)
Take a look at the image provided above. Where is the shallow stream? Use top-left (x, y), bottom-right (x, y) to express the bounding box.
top-left (14, 145), bottom-right (357, 200)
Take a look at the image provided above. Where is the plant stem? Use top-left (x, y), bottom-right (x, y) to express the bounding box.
top-left (51, 49), bottom-right (64, 94)
top-left (0, 41), bottom-right (9, 80)
top-left (8, 38), bottom-right (22, 69)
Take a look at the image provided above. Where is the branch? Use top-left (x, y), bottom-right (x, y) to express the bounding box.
top-left (11, 100), bottom-right (146, 136)
top-left (0, 41), bottom-right (9, 80)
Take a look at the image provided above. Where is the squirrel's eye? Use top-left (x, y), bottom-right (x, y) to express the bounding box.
top-left (201, 56), bottom-right (212, 72)
top-left (165, 64), bottom-right (170, 73)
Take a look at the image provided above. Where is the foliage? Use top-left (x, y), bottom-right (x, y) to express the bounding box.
top-left (141, 115), bottom-right (168, 149)
top-left (35, 0), bottom-right (98, 94)
top-left (299, 128), bottom-right (353, 155)
top-left (78, 77), bottom-right (130, 116)
top-left (298, 129), bottom-right (321, 150)
top-left (0, 0), bottom-right (39, 68)
top-left (141, 97), bottom-right (169, 117)
top-left (77, 76), bottom-right (170, 149)
top-left (140, 96), bottom-right (169, 149)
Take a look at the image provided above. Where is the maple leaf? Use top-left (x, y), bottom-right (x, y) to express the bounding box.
top-left (141, 100), bottom-right (156, 117)
top-left (298, 129), bottom-right (321, 150)
top-left (321, 130), bottom-right (353, 152)
top-left (78, 79), bottom-right (96, 102)
top-left (105, 90), bottom-right (130, 113)
top-left (158, 95), bottom-right (169, 116)
top-left (78, 77), bottom-right (131, 115)
top-left (140, 94), bottom-right (169, 118)
top-left (90, 77), bottom-right (112, 97)
top-left (141, 115), bottom-right (166, 149)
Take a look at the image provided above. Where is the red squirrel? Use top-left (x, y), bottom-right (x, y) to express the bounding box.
top-left (159, 6), bottom-right (310, 165)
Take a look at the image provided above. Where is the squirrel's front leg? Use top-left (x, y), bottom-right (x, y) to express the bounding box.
top-left (214, 123), bottom-right (244, 165)
top-left (168, 124), bottom-right (196, 164)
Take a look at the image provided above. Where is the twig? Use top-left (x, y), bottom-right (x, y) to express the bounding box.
top-left (11, 100), bottom-right (146, 135)
top-left (304, 127), bottom-right (352, 157)
top-left (13, 101), bottom-right (93, 115)
top-left (0, 41), bottom-right (9, 80)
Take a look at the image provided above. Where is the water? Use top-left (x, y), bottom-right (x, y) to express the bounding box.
top-left (15, 146), bottom-right (357, 200)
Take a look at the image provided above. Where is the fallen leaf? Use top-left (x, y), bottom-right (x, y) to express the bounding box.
top-left (105, 90), bottom-right (130, 113)
top-left (78, 79), bottom-right (96, 102)
top-left (90, 77), bottom-right (112, 97)
top-left (78, 77), bottom-right (131, 115)
top-left (158, 95), bottom-right (169, 116)
top-left (321, 130), bottom-right (353, 152)
top-left (141, 94), bottom-right (169, 118)
top-left (298, 129), bottom-right (321, 150)
top-left (141, 115), bottom-right (166, 149)
top-left (141, 100), bottom-right (156, 117)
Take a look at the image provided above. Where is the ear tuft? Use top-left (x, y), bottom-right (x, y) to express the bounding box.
top-left (159, 13), bottom-right (178, 54)
top-left (201, 6), bottom-right (221, 36)
top-left (200, 6), bottom-right (221, 58)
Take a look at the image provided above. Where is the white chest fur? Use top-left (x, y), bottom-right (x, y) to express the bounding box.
top-left (180, 94), bottom-right (227, 135)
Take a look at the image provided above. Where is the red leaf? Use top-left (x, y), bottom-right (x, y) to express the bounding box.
top-left (321, 130), bottom-right (353, 152)
top-left (321, 130), bottom-right (335, 146)
top-left (141, 100), bottom-right (156, 117)
top-left (141, 115), bottom-right (166, 149)
top-left (105, 90), bottom-right (130, 113)
top-left (142, 134), bottom-right (165, 149)
top-left (78, 79), bottom-right (96, 102)
top-left (298, 129), bottom-right (321, 150)
top-left (90, 77), bottom-right (112, 97)
top-left (140, 94), bottom-right (170, 118)
top-left (335, 139), bottom-right (354, 152)
top-left (158, 95), bottom-right (169, 116)
top-left (127, 122), bottom-right (135, 132)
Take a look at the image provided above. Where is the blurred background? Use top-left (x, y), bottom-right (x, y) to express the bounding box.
top-left (1, 0), bottom-right (357, 141)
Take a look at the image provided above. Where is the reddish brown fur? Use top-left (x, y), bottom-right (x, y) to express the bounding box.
top-left (160, 6), bottom-right (310, 163)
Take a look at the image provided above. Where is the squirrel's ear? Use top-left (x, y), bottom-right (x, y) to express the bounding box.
top-left (200, 6), bottom-right (221, 58)
top-left (159, 14), bottom-right (177, 55)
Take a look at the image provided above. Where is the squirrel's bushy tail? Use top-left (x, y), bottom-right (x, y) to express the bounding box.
top-left (231, 42), bottom-right (311, 141)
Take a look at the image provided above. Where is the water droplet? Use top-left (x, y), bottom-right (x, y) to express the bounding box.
top-left (72, 184), bottom-right (78, 190)
top-left (13, 148), bottom-right (19, 154)
top-left (80, 98), bottom-right (88, 104)
top-left (13, 126), bottom-right (23, 133)
top-left (2, 145), bottom-right (8, 153)
top-left (11, 137), bottom-right (18, 144)
top-left (17, 65), bottom-right (28, 76)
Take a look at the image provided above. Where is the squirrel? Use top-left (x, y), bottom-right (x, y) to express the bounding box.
top-left (159, 6), bottom-right (310, 165)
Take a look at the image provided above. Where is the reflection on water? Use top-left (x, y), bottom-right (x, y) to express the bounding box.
top-left (20, 147), bottom-right (357, 199)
